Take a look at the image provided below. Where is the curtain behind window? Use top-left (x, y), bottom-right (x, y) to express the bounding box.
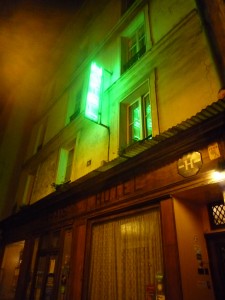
top-left (89, 208), bottom-right (163, 300)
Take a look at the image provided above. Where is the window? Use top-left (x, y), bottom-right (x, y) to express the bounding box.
top-left (29, 118), bottom-right (48, 155)
top-left (121, 12), bottom-right (146, 73)
top-left (67, 88), bottom-right (81, 124)
top-left (121, 91), bottom-right (152, 148)
top-left (56, 146), bottom-right (75, 185)
top-left (64, 148), bottom-right (74, 182)
top-left (128, 93), bottom-right (152, 144)
top-left (208, 202), bottom-right (225, 229)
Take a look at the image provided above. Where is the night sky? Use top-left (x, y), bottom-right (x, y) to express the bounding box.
top-left (0, 0), bottom-right (83, 113)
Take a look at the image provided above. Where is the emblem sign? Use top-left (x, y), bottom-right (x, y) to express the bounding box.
top-left (208, 142), bottom-right (220, 160)
top-left (178, 151), bottom-right (202, 177)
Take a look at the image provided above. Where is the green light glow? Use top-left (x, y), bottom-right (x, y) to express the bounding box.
top-left (85, 62), bottom-right (103, 122)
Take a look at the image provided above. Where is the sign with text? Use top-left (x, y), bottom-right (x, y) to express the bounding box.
top-left (85, 62), bottom-right (103, 122)
top-left (178, 151), bottom-right (202, 177)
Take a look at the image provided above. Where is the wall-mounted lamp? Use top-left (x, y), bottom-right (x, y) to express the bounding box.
top-left (217, 159), bottom-right (225, 171)
top-left (210, 159), bottom-right (225, 204)
top-left (211, 159), bottom-right (225, 182)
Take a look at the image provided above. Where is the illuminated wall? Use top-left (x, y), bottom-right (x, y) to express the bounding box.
top-left (4, 0), bottom-right (222, 211)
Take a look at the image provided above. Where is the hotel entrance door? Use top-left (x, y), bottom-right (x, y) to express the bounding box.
top-left (206, 232), bottom-right (225, 300)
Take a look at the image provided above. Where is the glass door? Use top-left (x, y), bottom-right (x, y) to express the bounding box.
top-left (33, 254), bottom-right (58, 300)
top-left (31, 231), bottom-right (60, 300)
top-left (29, 228), bottom-right (72, 300)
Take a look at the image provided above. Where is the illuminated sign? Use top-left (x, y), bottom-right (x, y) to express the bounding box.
top-left (177, 151), bottom-right (202, 177)
top-left (85, 62), bottom-right (103, 122)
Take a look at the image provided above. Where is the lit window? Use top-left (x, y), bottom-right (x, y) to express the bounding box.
top-left (128, 100), bottom-right (141, 143)
top-left (124, 93), bottom-right (152, 146)
top-left (56, 146), bottom-right (75, 184)
top-left (122, 23), bottom-right (146, 73)
top-left (64, 148), bottom-right (74, 182)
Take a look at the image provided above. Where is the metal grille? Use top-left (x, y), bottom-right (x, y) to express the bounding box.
top-left (209, 203), bottom-right (225, 228)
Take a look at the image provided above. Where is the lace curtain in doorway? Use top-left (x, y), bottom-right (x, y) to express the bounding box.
top-left (89, 208), bottom-right (163, 300)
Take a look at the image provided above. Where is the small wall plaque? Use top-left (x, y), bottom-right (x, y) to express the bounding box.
top-left (208, 142), bottom-right (221, 160)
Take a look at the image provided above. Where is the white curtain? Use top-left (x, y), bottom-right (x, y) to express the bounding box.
top-left (89, 208), bottom-right (163, 300)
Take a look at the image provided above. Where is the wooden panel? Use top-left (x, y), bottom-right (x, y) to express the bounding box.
top-left (69, 221), bottom-right (86, 300)
top-left (160, 199), bottom-right (183, 300)
top-left (205, 232), bottom-right (225, 300)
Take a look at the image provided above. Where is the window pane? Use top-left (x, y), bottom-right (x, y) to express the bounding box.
top-left (143, 94), bottom-right (152, 137)
top-left (58, 229), bottom-right (72, 300)
top-left (129, 101), bottom-right (141, 144)
top-left (44, 256), bottom-right (57, 299)
top-left (33, 256), bottom-right (47, 300)
top-left (128, 34), bottom-right (137, 60)
top-left (138, 25), bottom-right (146, 51)
top-left (56, 147), bottom-right (74, 184)
top-left (65, 148), bottom-right (74, 182)
top-left (40, 231), bottom-right (60, 250)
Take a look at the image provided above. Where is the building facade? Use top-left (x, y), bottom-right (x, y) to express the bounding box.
top-left (0, 0), bottom-right (225, 299)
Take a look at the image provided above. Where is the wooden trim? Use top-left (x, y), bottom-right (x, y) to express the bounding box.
top-left (160, 198), bottom-right (183, 300)
top-left (69, 220), bottom-right (87, 300)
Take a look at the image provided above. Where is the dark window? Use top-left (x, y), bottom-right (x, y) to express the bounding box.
top-left (122, 24), bottom-right (146, 73)
top-left (121, 0), bottom-right (136, 14)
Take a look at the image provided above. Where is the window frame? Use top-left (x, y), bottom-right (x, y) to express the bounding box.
top-left (127, 92), bottom-right (152, 145)
top-left (120, 79), bottom-right (153, 150)
top-left (22, 172), bottom-right (37, 206)
top-left (66, 86), bottom-right (82, 125)
top-left (56, 142), bottom-right (76, 185)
